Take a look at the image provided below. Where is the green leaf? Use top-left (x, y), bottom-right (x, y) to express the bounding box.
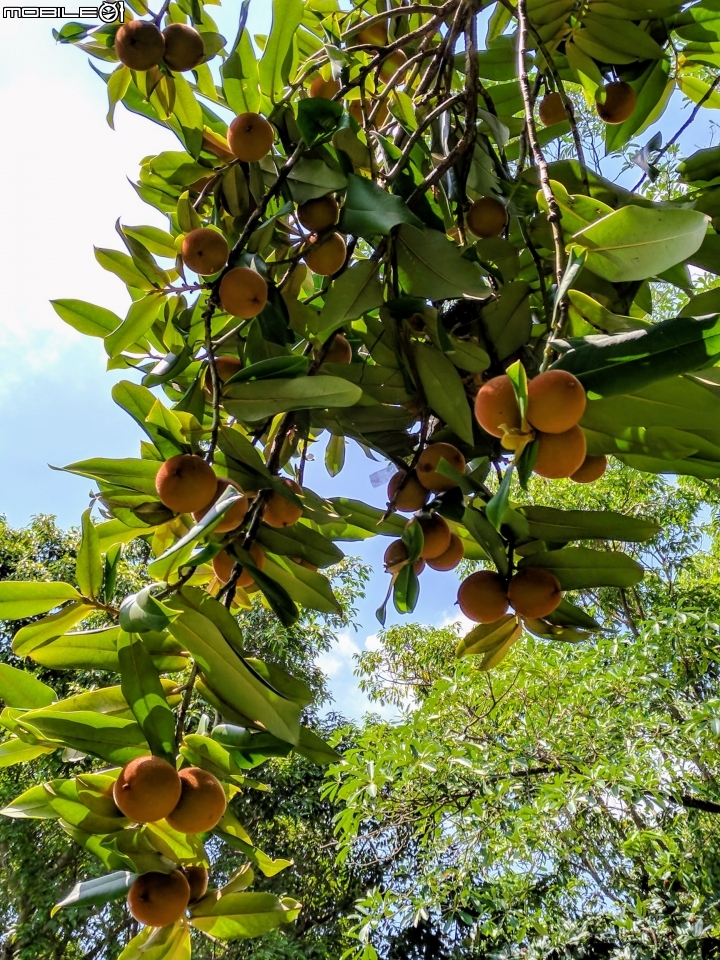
top-left (481, 282), bottom-right (532, 360)
top-left (117, 632), bottom-right (177, 764)
top-left (94, 247), bottom-right (155, 290)
top-left (224, 375), bottom-right (363, 421)
top-left (169, 74), bottom-right (204, 158)
top-left (317, 261), bottom-right (385, 339)
top-left (223, 27), bottom-right (260, 114)
top-left (18, 710), bottom-right (148, 765)
top-left (340, 174), bottom-right (423, 239)
top-left (0, 783), bottom-right (59, 819)
top-left (119, 585), bottom-right (178, 634)
top-left (456, 615), bottom-right (519, 658)
top-left (76, 509), bottom-right (103, 600)
top-left (50, 299), bottom-right (122, 338)
top-left (57, 458), bottom-right (160, 496)
top-left (190, 891), bottom-right (302, 939)
top-left (396, 224), bottom-right (490, 300)
top-left (28, 626), bottom-right (187, 674)
top-left (325, 433), bottom-right (345, 477)
top-left (0, 738), bottom-right (55, 769)
top-left (554, 314), bottom-right (720, 398)
top-left (412, 343), bottom-right (474, 444)
top-left (297, 97), bottom-right (343, 146)
top-left (259, 0), bottom-right (304, 103)
top-left (0, 581), bottom-right (81, 620)
top-left (518, 547), bottom-right (644, 589)
top-left (287, 159), bottom-right (348, 205)
top-left (570, 206), bottom-right (709, 282)
top-left (117, 923), bottom-right (191, 960)
top-left (123, 225), bottom-right (177, 259)
top-left (605, 58), bottom-right (671, 152)
top-left (518, 506), bottom-right (661, 543)
top-left (258, 557), bottom-right (341, 616)
top-left (393, 565), bottom-right (420, 615)
top-left (462, 507), bottom-right (509, 575)
top-left (52, 872), bottom-right (135, 919)
top-left (12, 603), bottom-right (91, 658)
top-left (255, 523), bottom-right (344, 568)
top-left (487, 466), bottom-right (515, 531)
top-left (296, 725), bottom-right (342, 765)
top-left (167, 594), bottom-right (301, 745)
top-left (0, 664), bottom-right (55, 709)
top-left (105, 294), bottom-right (166, 358)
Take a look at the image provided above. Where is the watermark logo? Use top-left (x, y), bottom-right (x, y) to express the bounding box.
top-left (3, 2), bottom-right (124, 20)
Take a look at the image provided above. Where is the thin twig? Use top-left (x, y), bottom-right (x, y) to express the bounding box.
top-left (175, 660), bottom-right (198, 748)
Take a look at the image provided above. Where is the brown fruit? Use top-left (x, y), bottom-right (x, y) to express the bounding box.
top-left (113, 756), bottom-right (182, 824)
top-left (357, 22), bottom-right (387, 45)
top-left (457, 571), bottom-right (509, 624)
top-left (114, 20), bottom-right (165, 71)
top-left (162, 22), bottom-right (205, 72)
top-left (408, 513), bottom-right (452, 560)
top-left (474, 375), bottom-right (522, 438)
top-left (304, 233), bottom-right (347, 276)
top-left (416, 443), bottom-right (466, 493)
top-left (533, 426), bottom-right (588, 480)
top-left (219, 267), bottom-right (268, 319)
top-left (166, 767), bottom-right (227, 834)
top-left (538, 92), bottom-right (566, 127)
top-left (324, 333), bottom-right (353, 364)
top-left (387, 470), bottom-right (429, 513)
top-left (184, 865), bottom-right (209, 902)
top-left (212, 542), bottom-right (265, 588)
top-left (508, 568), bottom-right (562, 619)
top-left (427, 534), bottom-right (465, 572)
top-left (264, 478), bottom-right (303, 528)
top-left (384, 539), bottom-right (425, 575)
top-left (467, 196), bottom-right (508, 238)
top-left (571, 454), bottom-right (608, 484)
top-left (181, 228), bottom-right (229, 276)
top-left (227, 112), bottom-right (275, 163)
top-left (193, 478), bottom-right (249, 533)
top-left (379, 50), bottom-right (408, 83)
top-left (526, 370), bottom-right (586, 434)
top-left (309, 76), bottom-right (341, 99)
top-left (596, 81), bottom-right (636, 124)
top-left (155, 454), bottom-right (217, 515)
top-left (348, 99), bottom-right (390, 127)
top-left (297, 196), bottom-right (340, 233)
top-left (203, 355), bottom-right (243, 393)
top-left (128, 870), bottom-right (190, 927)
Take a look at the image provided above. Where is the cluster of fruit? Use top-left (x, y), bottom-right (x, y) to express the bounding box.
top-left (112, 756), bottom-right (226, 926)
top-left (115, 19), bottom-right (206, 73)
top-left (155, 453), bottom-right (304, 591)
top-left (538, 83), bottom-right (637, 129)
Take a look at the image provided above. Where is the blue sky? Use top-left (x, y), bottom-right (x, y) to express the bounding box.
top-left (0, 2), bottom-right (715, 718)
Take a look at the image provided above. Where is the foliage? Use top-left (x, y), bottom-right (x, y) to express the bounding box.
top-left (4, 0), bottom-right (720, 955)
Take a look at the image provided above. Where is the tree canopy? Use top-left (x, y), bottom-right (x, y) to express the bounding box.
top-left (3, 0), bottom-right (720, 955)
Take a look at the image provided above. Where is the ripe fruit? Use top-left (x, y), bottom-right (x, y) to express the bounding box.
top-left (387, 470), bottom-right (429, 513)
top-left (203, 355), bottom-right (242, 393)
top-left (114, 20), bottom-right (165, 71)
top-left (219, 267), bottom-right (268, 319)
top-left (408, 514), bottom-right (452, 560)
top-left (427, 534), bottom-right (465, 572)
top-left (309, 76), bottom-right (341, 99)
top-left (181, 228), bottom-right (229, 276)
top-left (128, 871), bottom-right (190, 928)
top-left (348, 99), bottom-right (389, 127)
top-left (538, 92), bottom-right (566, 127)
top-left (297, 196), bottom-right (339, 233)
top-left (184, 866), bottom-right (209, 903)
top-left (357, 21), bottom-right (387, 46)
top-left (227, 112), bottom-right (275, 163)
top-left (457, 571), bottom-right (509, 624)
top-left (162, 22), bottom-right (204, 72)
top-left (466, 197), bottom-right (508, 238)
top-left (155, 454), bottom-right (217, 515)
top-left (379, 50), bottom-right (408, 83)
top-left (303, 233), bottom-right (347, 276)
top-left (533, 426), bottom-right (588, 480)
top-left (166, 767), bottom-right (227, 834)
top-left (571, 454), bottom-right (608, 484)
top-left (416, 443), bottom-right (466, 493)
top-left (384, 540), bottom-right (425, 575)
top-left (193, 478), bottom-right (249, 533)
top-left (474, 376), bottom-right (522, 438)
top-left (113, 756), bottom-right (182, 824)
top-left (264, 478), bottom-right (303, 528)
top-left (596, 81), bottom-right (636, 124)
top-left (526, 370), bottom-right (586, 435)
top-left (324, 333), bottom-right (352, 364)
top-left (212, 542), bottom-right (265, 587)
top-left (508, 568), bottom-right (562, 619)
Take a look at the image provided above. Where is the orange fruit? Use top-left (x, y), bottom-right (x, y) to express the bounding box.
top-left (474, 375), bottom-right (522, 438)
top-left (387, 470), bottom-right (429, 513)
top-left (128, 871), bottom-right (190, 927)
top-left (416, 443), bottom-right (466, 493)
top-left (571, 454), bottom-right (608, 484)
top-left (466, 197), bottom-right (508, 238)
top-left (303, 233), bottom-right (347, 276)
top-left (162, 22), bottom-right (204, 72)
top-left (155, 454), bottom-right (217, 515)
top-left (181, 227), bottom-right (229, 276)
top-left (297, 196), bottom-right (339, 233)
top-left (264, 478), bottom-right (303, 528)
top-left (457, 571), bottom-right (509, 623)
top-left (526, 370), bottom-right (587, 435)
top-left (227, 112), bottom-right (275, 163)
top-left (219, 267), bottom-right (268, 319)
top-left (115, 20), bottom-right (165, 71)
top-left (596, 81), bottom-right (636, 124)
top-left (538, 92), bottom-right (566, 127)
top-left (508, 568), bottom-right (562, 619)
top-left (427, 534), bottom-right (465, 572)
top-left (533, 426), bottom-right (587, 480)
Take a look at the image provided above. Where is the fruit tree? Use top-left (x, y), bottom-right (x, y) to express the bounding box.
top-left (2, 0), bottom-right (720, 955)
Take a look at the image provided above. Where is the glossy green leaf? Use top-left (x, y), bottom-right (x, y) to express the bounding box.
top-left (57, 458), bottom-right (160, 496)
top-left (340, 174), bottom-right (423, 239)
top-left (12, 603), bottom-right (91, 658)
top-left (412, 343), bottom-right (474, 444)
top-left (224, 375), bottom-right (363, 421)
top-left (518, 506), bottom-right (661, 543)
top-left (52, 871), bottom-right (135, 918)
top-left (397, 224), bottom-right (490, 300)
top-left (287, 159), bottom-right (348, 205)
top-left (50, 299), bottom-right (122, 338)
top-left (481, 282), bottom-right (532, 360)
top-left (0, 738), bottom-right (54, 768)
top-left (0, 663), bottom-right (55, 709)
top-left (117, 923), bottom-right (191, 960)
top-left (17, 710), bottom-right (148, 765)
top-left (117, 632), bottom-right (177, 764)
top-left (28, 626), bottom-right (187, 674)
top-left (297, 97), bottom-right (343, 147)
top-left (119, 585), bottom-right (178, 634)
top-left (317, 261), bottom-right (385, 339)
top-left (190, 891), bottom-right (302, 939)
top-left (105, 294), bottom-right (166, 358)
top-left (0, 783), bottom-right (59, 819)
top-left (456, 615), bottom-right (519, 658)
top-left (223, 24), bottom-right (260, 114)
top-left (570, 206), bottom-right (708, 282)
top-left (259, 0), bottom-right (304, 103)
top-left (0, 581), bottom-right (81, 620)
top-left (76, 509), bottom-right (103, 600)
top-left (518, 548), bottom-right (644, 589)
